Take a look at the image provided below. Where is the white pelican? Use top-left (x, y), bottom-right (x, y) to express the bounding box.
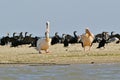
top-left (81, 28), bottom-right (94, 51)
top-left (36, 21), bottom-right (51, 53)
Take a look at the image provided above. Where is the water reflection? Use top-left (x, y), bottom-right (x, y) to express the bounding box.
top-left (0, 63), bottom-right (120, 80)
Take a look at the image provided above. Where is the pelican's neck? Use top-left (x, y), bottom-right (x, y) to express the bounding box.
top-left (45, 32), bottom-right (49, 38)
top-left (86, 29), bottom-right (91, 36)
top-left (85, 29), bottom-right (94, 38)
top-left (45, 21), bottom-right (50, 41)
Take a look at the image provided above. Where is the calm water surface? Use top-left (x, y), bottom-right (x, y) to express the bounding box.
top-left (0, 63), bottom-right (120, 80)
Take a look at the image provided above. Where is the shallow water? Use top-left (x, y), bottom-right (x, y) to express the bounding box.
top-left (0, 63), bottom-right (120, 80)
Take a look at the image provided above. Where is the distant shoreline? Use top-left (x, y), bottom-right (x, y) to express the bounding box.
top-left (0, 63), bottom-right (70, 66)
top-left (0, 59), bottom-right (120, 65)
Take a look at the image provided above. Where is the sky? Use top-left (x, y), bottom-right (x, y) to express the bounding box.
top-left (0, 0), bottom-right (120, 37)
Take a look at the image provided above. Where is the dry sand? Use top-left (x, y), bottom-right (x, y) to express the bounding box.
top-left (0, 43), bottom-right (120, 64)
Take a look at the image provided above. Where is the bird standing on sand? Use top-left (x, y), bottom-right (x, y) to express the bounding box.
top-left (36, 21), bottom-right (51, 53)
top-left (81, 28), bottom-right (94, 51)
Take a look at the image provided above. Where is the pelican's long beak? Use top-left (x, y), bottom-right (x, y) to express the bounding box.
top-left (46, 21), bottom-right (50, 33)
